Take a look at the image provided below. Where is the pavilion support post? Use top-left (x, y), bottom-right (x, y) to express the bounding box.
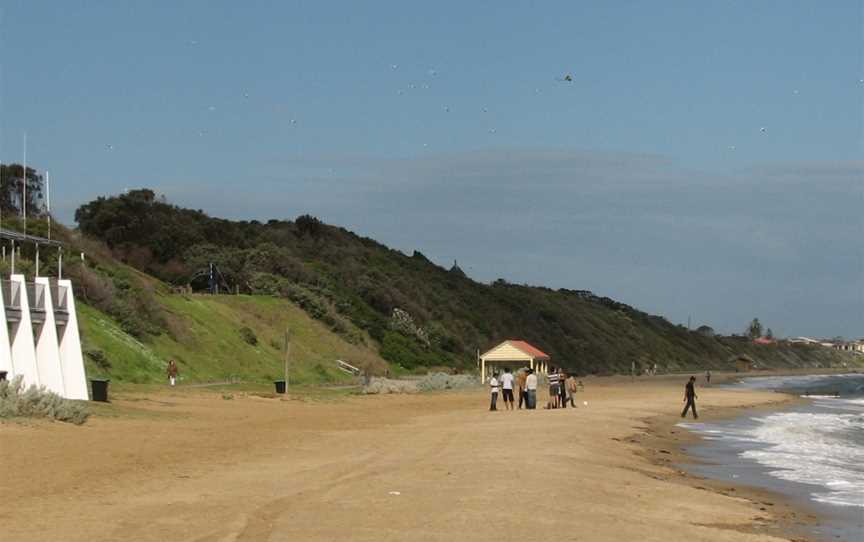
top-left (35, 244), bottom-right (40, 277)
top-left (480, 357), bottom-right (485, 383)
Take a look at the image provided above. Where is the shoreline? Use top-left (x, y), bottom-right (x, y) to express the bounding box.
top-left (634, 381), bottom-right (827, 541)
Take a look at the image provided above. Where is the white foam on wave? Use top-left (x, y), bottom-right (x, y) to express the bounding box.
top-left (714, 411), bottom-right (864, 508)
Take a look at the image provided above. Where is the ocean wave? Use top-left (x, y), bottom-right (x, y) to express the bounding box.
top-left (721, 411), bottom-right (864, 508)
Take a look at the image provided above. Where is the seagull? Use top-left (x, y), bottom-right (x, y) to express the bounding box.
top-left (391, 64), bottom-right (398, 70)
top-left (556, 74), bottom-right (574, 83)
top-left (106, 144), bottom-right (114, 151)
top-left (428, 69), bottom-right (437, 76)
top-left (243, 92), bottom-right (250, 99)
top-left (488, 128), bottom-right (497, 134)
top-left (760, 127), bottom-right (767, 133)
top-left (289, 119), bottom-right (297, 125)
top-left (728, 145), bottom-right (736, 151)
top-left (443, 106), bottom-right (450, 113)
top-left (481, 107), bottom-right (488, 113)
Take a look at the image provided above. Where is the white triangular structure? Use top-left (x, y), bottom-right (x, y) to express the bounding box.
top-left (0, 280), bottom-right (14, 378)
top-left (56, 279), bottom-right (88, 400)
top-left (33, 277), bottom-right (65, 395)
top-left (8, 275), bottom-right (40, 389)
top-left (0, 275), bottom-right (87, 400)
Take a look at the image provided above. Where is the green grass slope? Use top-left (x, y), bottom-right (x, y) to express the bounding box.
top-left (79, 293), bottom-right (387, 385)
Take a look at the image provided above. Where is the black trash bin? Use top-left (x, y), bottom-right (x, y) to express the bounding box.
top-left (274, 380), bottom-right (286, 394)
top-left (91, 378), bottom-right (110, 402)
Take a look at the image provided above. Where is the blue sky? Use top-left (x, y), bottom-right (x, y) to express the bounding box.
top-left (1, 1), bottom-right (862, 338)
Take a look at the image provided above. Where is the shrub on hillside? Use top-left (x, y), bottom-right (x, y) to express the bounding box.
top-left (239, 326), bottom-right (258, 346)
top-left (0, 376), bottom-right (90, 425)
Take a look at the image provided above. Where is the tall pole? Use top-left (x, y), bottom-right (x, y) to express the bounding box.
top-left (58, 246), bottom-right (63, 279)
top-left (46, 170), bottom-right (51, 241)
top-left (22, 133), bottom-right (26, 236)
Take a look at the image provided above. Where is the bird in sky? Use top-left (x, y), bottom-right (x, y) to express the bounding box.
top-left (760, 127), bottom-right (767, 133)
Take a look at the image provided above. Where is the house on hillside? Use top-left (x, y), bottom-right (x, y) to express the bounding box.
top-left (479, 340), bottom-right (550, 382)
top-left (728, 354), bottom-right (756, 372)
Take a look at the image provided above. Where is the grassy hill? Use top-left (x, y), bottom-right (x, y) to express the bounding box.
top-left (79, 293), bottom-right (387, 385)
top-left (3, 187), bottom-right (857, 383)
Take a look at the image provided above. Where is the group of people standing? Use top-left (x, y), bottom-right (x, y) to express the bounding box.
top-left (488, 367), bottom-right (581, 411)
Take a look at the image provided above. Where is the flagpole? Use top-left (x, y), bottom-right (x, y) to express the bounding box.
top-left (46, 171), bottom-right (51, 241)
top-left (22, 132), bottom-right (27, 236)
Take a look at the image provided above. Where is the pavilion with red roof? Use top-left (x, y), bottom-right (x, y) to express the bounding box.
top-left (478, 340), bottom-right (551, 382)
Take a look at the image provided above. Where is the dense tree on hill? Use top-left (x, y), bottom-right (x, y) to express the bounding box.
top-left (0, 163), bottom-right (46, 219)
top-left (747, 318), bottom-right (763, 339)
top-left (696, 325), bottom-right (715, 337)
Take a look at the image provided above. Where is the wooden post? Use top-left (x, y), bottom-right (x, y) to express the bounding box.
top-left (283, 329), bottom-right (291, 391)
top-left (480, 357), bottom-right (485, 383)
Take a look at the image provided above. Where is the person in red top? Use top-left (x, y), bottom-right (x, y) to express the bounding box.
top-left (167, 359), bottom-right (179, 386)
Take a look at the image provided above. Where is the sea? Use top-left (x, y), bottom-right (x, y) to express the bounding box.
top-left (679, 373), bottom-right (864, 541)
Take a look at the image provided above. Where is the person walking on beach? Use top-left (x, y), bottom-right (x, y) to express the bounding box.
top-left (500, 368), bottom-right (515, 410)
top-left (489, 372), bottom-right (500, 411)
top-left (681, 376), bottom-right (698, 419)
top-left (705, 370), bottom-right (711, 385)
top-left (167, 359), bottom-right (178, 386)
top-left (525, 369), bottom-right (538, 409)
top-left (516, 368), bottom-right (528, 409)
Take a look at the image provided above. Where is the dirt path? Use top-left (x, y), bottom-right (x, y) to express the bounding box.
top-left (1, 378), bottom-right (801, 541)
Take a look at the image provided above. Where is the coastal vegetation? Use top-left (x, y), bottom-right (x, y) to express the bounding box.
top-left (67, 188), bottom-right (858, 379)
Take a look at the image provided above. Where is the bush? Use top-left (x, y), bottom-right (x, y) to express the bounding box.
top-left (84, 348), bottom-right (112, 370)
top-left (0, 376), bottom-right (90, 425)
top-left (238, 326), bottom-right (258, 346)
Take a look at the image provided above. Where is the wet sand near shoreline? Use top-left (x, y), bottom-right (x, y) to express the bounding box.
top-left (0, 375), bottom-right (819, 541)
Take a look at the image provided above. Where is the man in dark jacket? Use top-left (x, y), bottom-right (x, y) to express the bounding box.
top-left (681, 376), bottom-right (698, 419)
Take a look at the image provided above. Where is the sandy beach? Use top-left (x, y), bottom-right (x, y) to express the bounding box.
top-left (0, 375), bottom-right (818, 541)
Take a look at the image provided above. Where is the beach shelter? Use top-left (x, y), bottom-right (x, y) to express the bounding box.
top-left (479, 340), bottom-right (550, 382)
top-left (729, 354), bottom-right (756, 372)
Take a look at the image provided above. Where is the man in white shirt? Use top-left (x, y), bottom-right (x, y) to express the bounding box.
top-left (489, 372), bottom-right (500, 411)
top-left (500, 368), bottom-right (515, 410)
top-left (525, 369), bottom-right (538, 410)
